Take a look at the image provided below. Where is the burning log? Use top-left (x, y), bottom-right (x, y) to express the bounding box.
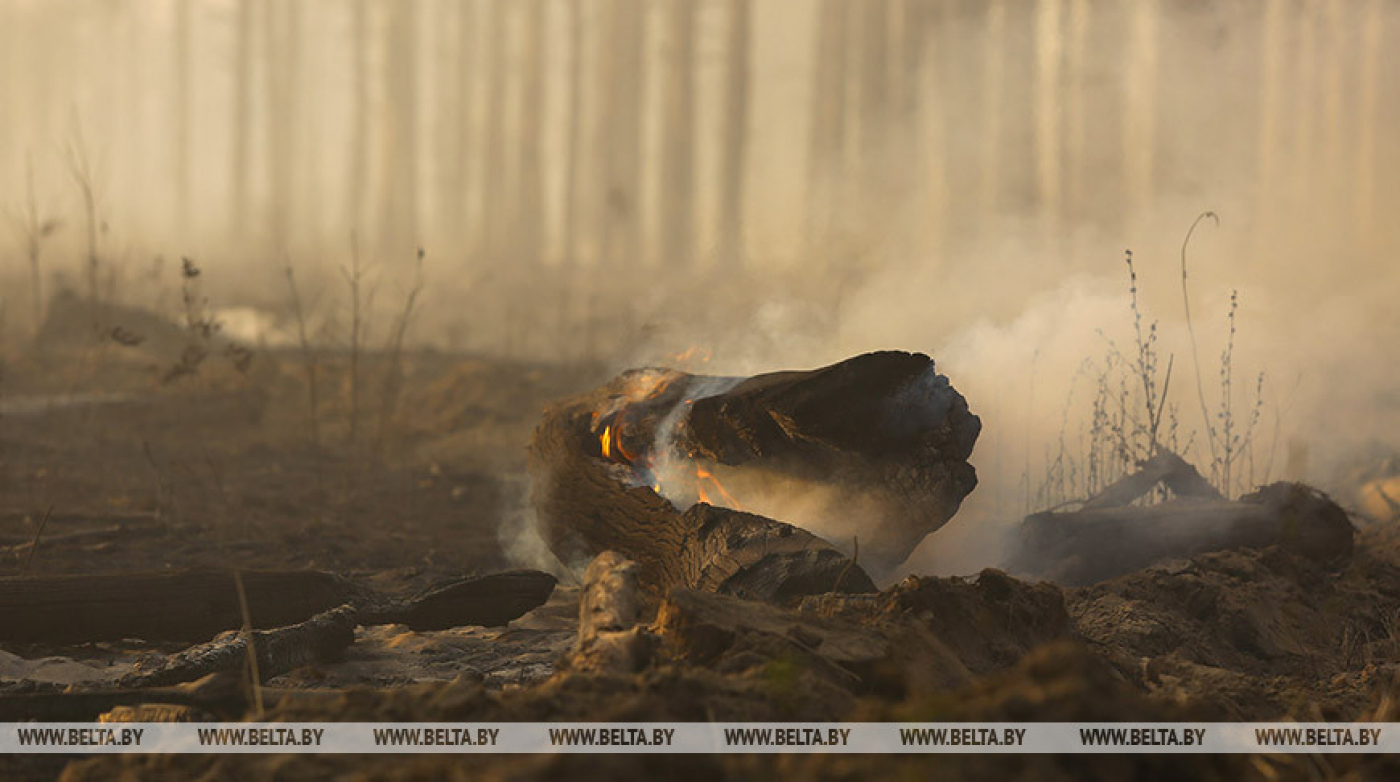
top-left (528, 351), bottom-right (979, 593)
top-left (0, 569), bottom-right (556, 644)
top-left (1008, 480), bottom-right (1355, 586)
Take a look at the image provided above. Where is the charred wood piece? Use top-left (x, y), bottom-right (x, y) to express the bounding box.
top-left (1009, 482), bottom-right (1354, 586)
top-left (120, 605), bottom-right (356, 688)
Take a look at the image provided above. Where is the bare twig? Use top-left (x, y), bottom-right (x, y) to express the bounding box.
top-left (342, 234), bottom-right (366, 446)
top-left (19, 506), bottom-right (54, 576)
top-left (64, 121), bottom-right (102, 305)
top-left (284, 260), bottom-right (321, 447)
top-left (374, 248), bottom-right (427, 448)
top-left (1180, 210), bottom-right (1220, 469)
top-left (232, 571), bottom-right (266, 718)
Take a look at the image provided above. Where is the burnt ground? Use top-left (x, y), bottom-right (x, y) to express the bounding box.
top-left (2, 336), bottom-right (1400, 780)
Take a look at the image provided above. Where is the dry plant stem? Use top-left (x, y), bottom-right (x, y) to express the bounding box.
top-left (343, 234), bottom-right (365, 446)
top-left (7, 154), bottom-right (59, 332)
top-left (374, 248), bottom-right (426, 449)
top-left (232, 570), bottom-right (266, 718)
top-left (140, 441), bottom-right (171, 530)
top-left (1181, 210), bottom-right (1220, 468)
top-left (65, 124), bottom-right (101, 306)
top-left (19, 506), bottom-right (54, 576)
top-left (283, 261), bottom-right (321, 448)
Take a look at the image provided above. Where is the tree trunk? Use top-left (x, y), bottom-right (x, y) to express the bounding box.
top-left (230, 0), bottom-right (252, 236)
top-left (479, 0), bottom-right (509, 260)
top-left (380, 0), bottom-right (418, 253)
top-left (172, 0), bottom-right (191, 242)
top-left (715, 0), bottom-right (751, 268)
top-left (805, 0), bottom-right (850, 254)
top-left (264, 0), bottom-right (299, 250)
top-left (658, 0), bottom-right (697, 269)
top-left (346, 0), bottom-right (369, 235)
top-left (560, 0), bottom-right (585, 267)
top-left (516, 0), bottom-right (547, 266)
top-left (600, 0), bottom-right (646, 268)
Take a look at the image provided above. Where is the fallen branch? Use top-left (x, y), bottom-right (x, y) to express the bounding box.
top-left (1009, 482), bottom-right (1354, 586)
top-left (120, 605), bottom-right (356, 688)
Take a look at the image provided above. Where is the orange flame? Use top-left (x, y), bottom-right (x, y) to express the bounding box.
top-left (600, 425), bottom-right (613, 459)
top-left (695, 466), bottom-right (743, 510)
top-left (671, 347), bottom-right (712, 366)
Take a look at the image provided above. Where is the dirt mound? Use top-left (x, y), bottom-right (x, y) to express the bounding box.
top-left (1071, 544), bottom-right (1400, 718)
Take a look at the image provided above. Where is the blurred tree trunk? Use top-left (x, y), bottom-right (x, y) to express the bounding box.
top-left (516, 0), bottom-right (546, 266)
top-left (264, 0), bottom-right (300, 250)
top-left (173, 0), bottom-right (191, 242)
top-left (347, 0), bottom-right (369, 235)
top-left (855, 0), bottom-right (889, 217)
top-left (0, 5), bottom-right (9, 192)
top-left (443, 0), bottom-right (476, 253)
top-left (230, 0), bottom-right (252, 236)
top-left (658, 0), bottom-right (696, 269)
top-left (716, 0), bottom-right (751, 268)
top-left (805, 0), bottom-right (849, 254)
top-left (600, 0), bottom-right (645, 268)
top-left (380, 0), bottom-right (418, 252)
top-left (560, 0), bottom-right (585, 267)
top-left (479, 0), bottom-right (509, 260)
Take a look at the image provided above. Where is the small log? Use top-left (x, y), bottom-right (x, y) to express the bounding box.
top-left (360, 570), bottom-right (562, 631)
top-left (569, 552), bottom-right (651, 673)
top-left (529, 351), bottom-right (977, 592)
top-left (1080, 450), bottom-right (1222, 510)
top-left (119, 605), bottom-right (357, 688)
top-left (1008, 482), bottom-right (1354, 586)
top-left (0, 569), bottom-right (556, 644)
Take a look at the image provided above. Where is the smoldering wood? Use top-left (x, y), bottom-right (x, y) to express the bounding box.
top-left (1080, 449), bottom-right (1223, 510)
top-left (531, 402), bottom-right (876, 601)
top-left (1008, 482), bottom-right (1355, 586)
top-left (677, 351), bottom-right (979, 574)
top-left (0, 568), bottom-right (556, 644)
top-left (359, 570), bottom-right (560, 631)
top-left (119, 605), bottom-right (356, 688)
top-left (528, 350), bottom-right (978, 591)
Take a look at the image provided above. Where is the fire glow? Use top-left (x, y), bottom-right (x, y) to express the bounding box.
top-left (592, 377), bottom-right (745, 512)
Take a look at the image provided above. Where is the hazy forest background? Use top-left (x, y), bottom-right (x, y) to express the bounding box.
top-left (2, 0), bottom-right (1397, 572)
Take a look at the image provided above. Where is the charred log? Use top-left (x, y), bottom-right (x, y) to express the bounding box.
top-left (568, 551), bottom-right (652, 673)
top-left (1008, 482), bottom-right (1355, 586)
top-left (119, 605), bottom-right (356, 688)
top-left (528, 351), bottom-right (978, 589)
top-left (0, 568), bottom-right (555, 644)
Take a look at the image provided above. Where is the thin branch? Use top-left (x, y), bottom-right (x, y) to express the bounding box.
top-left (1180, 210), bottom-right (1220, 466)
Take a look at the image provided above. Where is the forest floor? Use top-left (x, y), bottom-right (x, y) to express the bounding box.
top-left (2, 308), bottom-right (1399, 780)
